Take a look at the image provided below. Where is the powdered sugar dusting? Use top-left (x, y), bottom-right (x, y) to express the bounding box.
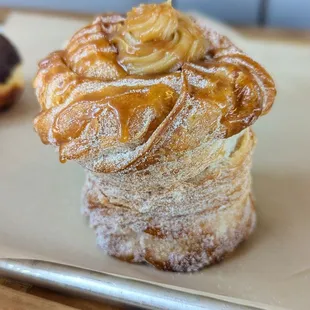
top-left (32, 7), bottom-right (276, 272)
top-left (82, 128), bottom-right (257, 271)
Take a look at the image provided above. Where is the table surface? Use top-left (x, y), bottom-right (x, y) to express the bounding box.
top-left (0, 6), bottom-right (309, 310)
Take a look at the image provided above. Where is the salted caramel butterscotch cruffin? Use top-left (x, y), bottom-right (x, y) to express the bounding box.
top-left (33, 1), bottom-right (276, 271)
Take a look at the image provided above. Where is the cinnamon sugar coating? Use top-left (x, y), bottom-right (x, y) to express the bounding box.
top-left (33, 1), bottom-right (276, 271)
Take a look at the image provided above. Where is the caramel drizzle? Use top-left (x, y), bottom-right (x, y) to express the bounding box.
top-left (111, 1), bottom-right (208, 74)
top-left (33, 1), bottom-right (276, 164)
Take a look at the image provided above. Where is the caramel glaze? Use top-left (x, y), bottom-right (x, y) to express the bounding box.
top-left (53, 83), bottom-right (178, 144)
top-left (33, 1), bottom-right (276, 163)
top-left (111, 2), bottom-right (208, 75)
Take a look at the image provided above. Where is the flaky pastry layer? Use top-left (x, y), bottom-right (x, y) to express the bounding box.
top-left (33, 2), bottom-right (275, 172)
top-left (83, 128), bottom-right (256, 271)
top-left (33, 1), bottom-right (276, 271)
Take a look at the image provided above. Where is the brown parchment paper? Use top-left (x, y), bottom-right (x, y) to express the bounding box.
top-left (1, 12), bottom-right (310, 310)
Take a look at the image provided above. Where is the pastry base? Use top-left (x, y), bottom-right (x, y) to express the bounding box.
top-left (83, 191), bottom-right (256, 272)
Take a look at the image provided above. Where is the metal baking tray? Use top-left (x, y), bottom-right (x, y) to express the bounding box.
top-left (0, 259), bottom-right (257, 309)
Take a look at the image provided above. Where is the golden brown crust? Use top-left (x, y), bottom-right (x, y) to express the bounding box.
top-left (85, 196), bottom-right (256, 272)
top-left (82, 128), bottom-right (256, 271)
top-left (33, 3), bottom-right (275, 170)
top-left (33, 2), bottom-right (276, 272)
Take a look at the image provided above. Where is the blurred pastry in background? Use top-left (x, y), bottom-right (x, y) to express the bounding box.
top-left (0, 34), bottom-right (24, 111)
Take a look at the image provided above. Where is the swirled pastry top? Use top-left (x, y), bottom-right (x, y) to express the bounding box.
top-left (33, 1), bottom-right (276, 169)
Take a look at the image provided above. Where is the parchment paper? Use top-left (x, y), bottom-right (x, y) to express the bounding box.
top-left (1, 12), bottom-right (309, 310)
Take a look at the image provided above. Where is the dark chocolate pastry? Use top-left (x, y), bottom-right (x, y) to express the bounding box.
top-left (0, 34), bottom-right (24, 111)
